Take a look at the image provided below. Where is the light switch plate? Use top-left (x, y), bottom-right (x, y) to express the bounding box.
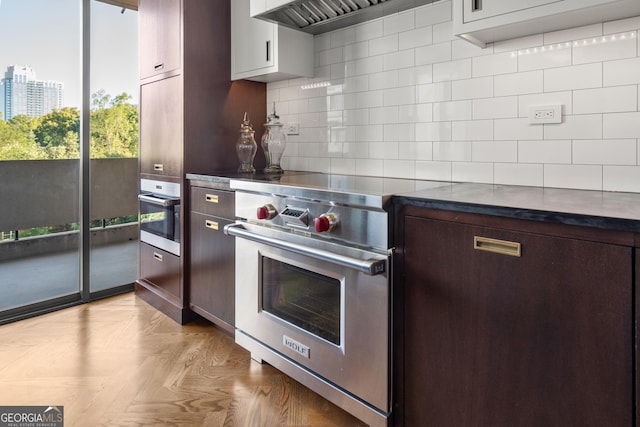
top-left (528, 104), bottom-right (562, 124)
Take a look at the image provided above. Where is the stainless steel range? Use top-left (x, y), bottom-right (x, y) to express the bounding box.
top-left (224, 173), bottom-right (436, 427)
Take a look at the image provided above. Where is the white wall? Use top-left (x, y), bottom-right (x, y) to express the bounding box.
top-left (267, 0), bottom-right (640, 192)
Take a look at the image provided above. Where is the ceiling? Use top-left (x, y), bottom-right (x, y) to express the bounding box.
top-left (96, 0), bottom-right (138, 11)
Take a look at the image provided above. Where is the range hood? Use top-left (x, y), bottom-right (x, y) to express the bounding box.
top-left (254, 0), bottom-right (435, 35)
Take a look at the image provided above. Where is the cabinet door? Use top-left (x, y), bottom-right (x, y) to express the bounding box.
top-left (139, 75), bottom-right (183, 178)
top-left (402, 216), bottom-right (633, 427)
top-left (139, 242), bottom-right (181, 301)
top-left (231, 0), bottom-right (275, 76)
top-left (189, 211), bottom-right (235, 329)
top-left (463, 0), bottom-right (562, 23)
top-left (139, 0), bottom-right (181, 80)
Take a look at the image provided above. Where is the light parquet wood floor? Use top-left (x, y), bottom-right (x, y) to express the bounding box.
top-left (0, 292), bottom-right (367, 426)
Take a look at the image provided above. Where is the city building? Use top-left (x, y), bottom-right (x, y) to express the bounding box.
top-left (1, 65), bottom-right (64, 120)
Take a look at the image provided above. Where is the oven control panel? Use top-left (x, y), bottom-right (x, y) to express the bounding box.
top-left (237, 192), bottom-right (388, 250)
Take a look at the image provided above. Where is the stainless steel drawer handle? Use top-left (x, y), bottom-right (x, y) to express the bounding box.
top-left (205, 194), bottom-right (219, 203)
top-left (153, 252), bottom-right (164, 262)
top-left (205, 220), bottom-right (219, 230)
top-left (474, 236), bottom-right (521, 257)
top-left (153, 163), bottom-right (164, 171)
top-left (224, 223), bottom-right (387, 275)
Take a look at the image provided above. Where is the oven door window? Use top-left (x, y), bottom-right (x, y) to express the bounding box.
top-left (261, 256), bottom-right (341, 345)
top-left (139, 199), bottom-right (179, 242)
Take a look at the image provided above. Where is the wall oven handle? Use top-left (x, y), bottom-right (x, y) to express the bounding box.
top-left (224, 223), bottom-right (387, 276)
top-left (138, 194), bottom-right (180, 207)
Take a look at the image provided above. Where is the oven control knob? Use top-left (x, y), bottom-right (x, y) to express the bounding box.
top-left (315, 213), bottom-right (338, 233)
top-left (257, 204), bottom-right (277, 220)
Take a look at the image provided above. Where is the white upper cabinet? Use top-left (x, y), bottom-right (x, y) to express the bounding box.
top-left (232, 0), bottom-right (314, 82)
top-left (454, 0), bottom-right (640, 47)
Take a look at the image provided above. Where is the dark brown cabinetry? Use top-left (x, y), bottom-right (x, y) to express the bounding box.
top-left (394, 206), bottom-right (635, 427)
top-left (135, 0), bottom-right (266, 324)
top-left (139, 0), bottom-right (181, 80)
top-left (139, 75), bottom-right (182, 178)
top-left (188, 186), bottom-right (235, 334)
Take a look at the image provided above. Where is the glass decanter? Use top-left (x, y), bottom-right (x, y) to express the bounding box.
top-left (261, 103), bottom-right (287, 174)
top-left (236, 112), bottom-right (257, 173)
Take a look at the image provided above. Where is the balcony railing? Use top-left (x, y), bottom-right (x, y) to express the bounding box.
top-left (0, 158), bottom-right (138, 260)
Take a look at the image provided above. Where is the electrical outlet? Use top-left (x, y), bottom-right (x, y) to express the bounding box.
top-left (528, 105), bottom-right (562, 124)
top-left (286, 123), bottom-right (300, 135)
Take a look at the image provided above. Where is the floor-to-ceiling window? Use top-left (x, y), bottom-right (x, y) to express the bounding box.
top-left (0, 0), bottom-right (138, 323)
top-left (89, 0), bottom-right (138, 296)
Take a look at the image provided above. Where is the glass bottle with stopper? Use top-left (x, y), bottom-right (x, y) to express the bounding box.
top-left (261, 103), bottom-right (287, 174)
top-left (235, 112), bottom-right (257, 173)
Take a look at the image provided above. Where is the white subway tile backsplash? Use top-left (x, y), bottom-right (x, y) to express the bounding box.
top-left (472, 140), bottom-right (518, 163)
top-left (544, 164), bottom-right (603, 190)
top-left (383, 86), bottom-right (416, 106)
top-left (603, 112), bottom-right (640, 138)
top-left (544, 114), bottom-right (603, 140)
top-left (433, 100), bottom-right (472, 122)
top-left (573, 139), bottom-right (637, 165)
top-left (433, 21), bottom-right (455, 43)
top-left (452, 76), bottom-right (494, 100)
top-left (415, 42), bottom-right (452, 66)
top-left (473, 97), bottom-right (518, 120)
top-left (399, 26), bottom-right (433, 50)
top-left (452, 162), bottom-right (494, 184)
top-left (369, 34), bottom-right (399, 56)
top-left (415, 161), bottom-right (452, 180)
top-left (416, 122), bottom-right (452, 142)
top-left (603, 57), bottom-right (640, 86)
top-left (384, 159), bottom-right (416, 178)
top-left (572, 32), bottom-right (637, 65)
top-left (472, 52), bottom-right (517, 77)
top-left (495, 118), bottom-right (543, 141)
top-left (519, 140), bottom-right (572, 164)
top-left (275, 9), bottom-right (640, 193)
top-left (384, 10), bottom-right (415, 36)
top-left (604, 16), bottom-right (640, 34)
top-left (495, 163), bottom-right (544, 186)
top-left (434, 141), bottom-right (472, 161)
top-left (543, 23), bottom-right (603, 45)
top-left (433, 58), bottom-right (472, 82)
top-left (452, 120), bottom-right (494, 141)
top-left (603, 166), bottom-right (640, 192)
top-left (417, 81), bottom-right (452, 103)
top-left (517, 45), bottom-right (572, 72)
top-left (399, 141), bottom-right (434, 160)
top-left (544, 63), bottom-right (603, 92)
top-left (384, 123), bottom-right (415, 142)
top-left (494, 71), bottom-right (543, 96)
top-left (573, 86), bottom-right (637, 114)
top-left (415, 1), bottom-right (452, 28)
top-left (384, 49), bottom-right (415, 71)
top-left (344, 41), bottom-right (369, 61)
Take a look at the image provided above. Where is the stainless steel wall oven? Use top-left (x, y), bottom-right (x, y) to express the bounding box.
top-left (139, 178), bottom-right (181, 256)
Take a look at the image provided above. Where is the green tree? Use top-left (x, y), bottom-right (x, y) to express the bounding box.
top-left (0, 115), bottom-right (44, 160)
top-left (33, 107), bottom-right (81, 158)
top-left (90, 90), bottom-right (138, 158)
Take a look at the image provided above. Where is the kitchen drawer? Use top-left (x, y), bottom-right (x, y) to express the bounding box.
top-left (190, 186), bottom-right (235, 219)
top-left (139, 242), bottom-right (181, 301)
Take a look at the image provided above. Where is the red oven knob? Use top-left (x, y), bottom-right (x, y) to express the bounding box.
top-left (257, 204), bottom-right (277, 220)
top-left (315, 213), bottom-right (338, 232)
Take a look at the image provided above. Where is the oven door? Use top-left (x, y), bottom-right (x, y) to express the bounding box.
top-left (226, 222), bottom-right (391, 414)
top-left (139, 193), bottom-right (181, 256)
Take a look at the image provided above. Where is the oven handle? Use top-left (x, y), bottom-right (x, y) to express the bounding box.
top-left (138, 194), bottom-right (180, 207)
top-left (224, 223), bottom-right (387, 276)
